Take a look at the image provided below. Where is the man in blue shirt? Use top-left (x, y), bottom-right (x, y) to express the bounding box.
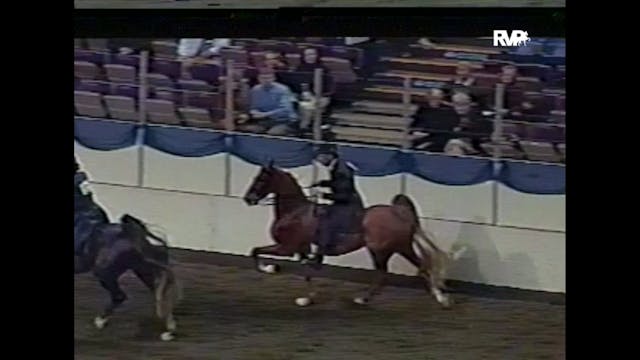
top-left (244, 67), bottom-right (298, 136)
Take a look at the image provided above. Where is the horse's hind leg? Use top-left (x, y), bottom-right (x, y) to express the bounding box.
top-left (133, 262), bottom-right (178, 341)
top-left (354, 249), bottom-right (391, 305)
top-left (400, 246), bottom-right (451, 308)
top-left (93, 270), bottom-right (128, 329)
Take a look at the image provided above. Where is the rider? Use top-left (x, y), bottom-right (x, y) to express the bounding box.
top-left (309, 144), bottom-right (364, 262)
top-left (74, 157), bottom-right (109, 266)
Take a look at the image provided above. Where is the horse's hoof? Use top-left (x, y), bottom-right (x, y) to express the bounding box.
top-left (353, 297), bottom-right (369, 305)
top-left (94, 316), bottom-right (108, 329)
top-left (295, 297), bottom-right (312, 307)
top-left (439, 295), bottom-right (453, 309)
top-left (160, 331), bottom-right (175, 341)
top-left (258, 264), bottom-right (279, 274)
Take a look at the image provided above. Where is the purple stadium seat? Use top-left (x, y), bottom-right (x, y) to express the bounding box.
top-left (189, 64), bottom-right (222, 86)
top-left (111, 54), bottom-right (140, 68)
top-left (112, 84), bottom-right (139, 99)
top-left (480, 142), bottom-right (523, 159)
top-left (75, 49), bottom-right (105, 65)
top-left (104, 64), bottom-right (136, 84)
top-left (146, 99), bottom-right (180, 125)
top-left (556, 96), bottom-right (565, 111)
top-left (178, 79), bottom-right (213, 92)
top-left (151, 41), bottom-right (178, 59)
top-left (178, 107), bottom-right (219, 129)
top-left (557, 143), bottom-right (565, 158)
top-left (75, 91), bottom-right (107, 118)
top-left (86, 39), bottom-right (109, 51)
top-left (185, 91), bottom-right (222, 110)
top-left (327, 46), bottom-right (363, 67)
top-left (150, 59), bottom-right (182, 80)
top-left (525, 124), bottom-right (564, 143)
top-left (77, 80), bottom-right (110, 94)
top-left (75, 61), bottom-right (100, 80)
top-left (153, 89), bottom-right (182, 105)
top-left (321, 57), bottom-right (357, 83)
top-left (220, 48), bottom-right (249, 67)
top-left (517, 64), bottom-right (552, 81)
top-left (250, 52), bottom-right (267, 68)
top-left (147, 73), bottom-right (175, 89)
top-left (103, 95), bottom-right (139, 122)
top-left (520, 141), bottom-right (560, 162)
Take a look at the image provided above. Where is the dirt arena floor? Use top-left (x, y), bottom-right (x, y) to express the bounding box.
top-left (74, 0), bottom-right (566, 9)
top-left (75, 250), bottom-right (565, 359)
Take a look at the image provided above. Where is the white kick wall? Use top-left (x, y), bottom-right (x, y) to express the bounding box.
top-left (75, 141), bottom-right (565, 293)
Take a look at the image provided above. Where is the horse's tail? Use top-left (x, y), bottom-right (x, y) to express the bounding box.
top-left (391, 194), bottom-right (444, 254)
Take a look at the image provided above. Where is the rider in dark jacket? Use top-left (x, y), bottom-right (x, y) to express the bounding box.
top-left (74, 157), bottom-right (109, 262)
top-left (310, 144), bottom-right (364, 260)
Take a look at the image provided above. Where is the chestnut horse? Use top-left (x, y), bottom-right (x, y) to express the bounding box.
top-left (243, 162), bottom-right (465, 308)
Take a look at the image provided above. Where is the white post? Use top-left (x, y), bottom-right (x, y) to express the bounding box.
top-left (137, 51), bottom-right (149, 187)
top-left (400, 76), bottom-right (411, 195)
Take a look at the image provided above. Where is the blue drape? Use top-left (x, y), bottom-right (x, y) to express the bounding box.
top-left (144, 126), bottom-right (226, 157)
top-left (409, 153), bottom-right (494, 186)
top-left (338, 145), bottom-right (406, 177)
top-left (74, 118), bottom-right (565, 194)
top-left (228, 134), bottom-right (314, 168)
top-left (74, 118), bottom-right (138, 151)
top-left (498, 161), bottom-right (565, 195)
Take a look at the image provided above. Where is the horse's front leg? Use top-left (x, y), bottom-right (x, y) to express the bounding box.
top-left (250, 244), bottom-right (295, 274)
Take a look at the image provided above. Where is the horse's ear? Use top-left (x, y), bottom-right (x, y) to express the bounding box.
top-left (267, 159), bottom-right (275, 169)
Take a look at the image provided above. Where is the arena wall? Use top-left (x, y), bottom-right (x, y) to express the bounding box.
top-left (75, 141), bottom-right (566, 293)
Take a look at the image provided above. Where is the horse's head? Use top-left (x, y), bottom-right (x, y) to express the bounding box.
top-left (244, 160), bottom-right (281, 206)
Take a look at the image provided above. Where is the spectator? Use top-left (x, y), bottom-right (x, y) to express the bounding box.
top-left (177, 38), bottom-right (231, 59)
top-left (450, 92), bottom-right (493, 155)
top-left (296, 48), bottom-right (329, 74)
top-left (264, 51), bottom-right (289, 71)
top-left (453, 61), bottom-right (476, 88)
top-left (510, 93), bottom-right (547, 123)
top-left (498, 64), bottom-right (527, 110)
top-left (240, 68), bottom-right (298, 136)
top-left (107, 38), bottom-right (153, 55)
top-left (409, 88), bottom-right (459, 152)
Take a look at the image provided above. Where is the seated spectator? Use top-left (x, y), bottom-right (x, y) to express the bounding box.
top-left (449, 92), bottom-right (493, 155)
top-left (177, 38), bottom-right (231, 60)
top-left (296, 48), bottom-right (329, 74)
top-left (453, 61), bottom-right (476, 88)
top-left (239, 68), bottom-right (298, 136)
top-left (510, 93), bottom-right (548, 123)
top-left (409, 88), bottom-right (459, 152)
top-left (498, 64), bottom-right (527, 110)
top-left (264, 51), bottom-right (289, 71)
top-left (107, 38), bottom-right (153, 55)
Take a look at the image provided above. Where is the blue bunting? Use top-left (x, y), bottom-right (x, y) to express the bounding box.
top-left (498, 161), bottom-right (565, 195)
top-left (74, 117), bottom-right (138, 151)
top-left (144, 126), bottom-right (226, 157)
top-left (73, 118), bottom-right (565, 195)
top-left (228, 134), bottom-right (314, 168)
top-left (337, 145), bottom-right (406, 177)
top-left (409, 152), bottom-right (494, 186)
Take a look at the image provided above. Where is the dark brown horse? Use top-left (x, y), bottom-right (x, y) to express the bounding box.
top-left (243, 162), bottom-right (465, 308)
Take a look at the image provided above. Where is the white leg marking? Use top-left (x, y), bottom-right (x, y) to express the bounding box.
top-left (94, 316), bottom-right (108, 329)
top-left (295, 297), bottom-right (312, 307)
top-left (353, 297), bottom-right (368, 305)
top-left (258, 263), bottom-right (277, 274)
top-left (160, 332), bottom-right (175, 341)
